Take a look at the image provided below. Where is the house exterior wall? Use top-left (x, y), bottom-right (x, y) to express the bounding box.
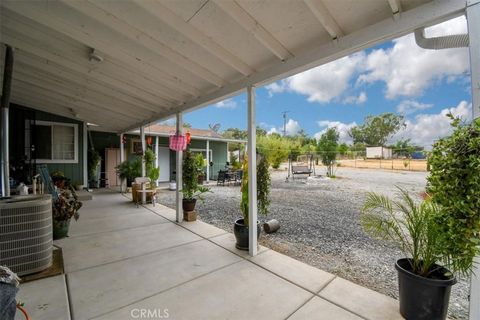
top-left (107, 134), bottom-right (228, 181)
top-left (9, 104), bottom-right (85, 185)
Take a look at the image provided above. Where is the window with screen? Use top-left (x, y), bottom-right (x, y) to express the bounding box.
top-left (31, 121), bottom-right (78, 163)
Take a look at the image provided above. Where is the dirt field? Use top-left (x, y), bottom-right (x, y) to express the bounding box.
top-left (337, 159), bottom-right (428, 171)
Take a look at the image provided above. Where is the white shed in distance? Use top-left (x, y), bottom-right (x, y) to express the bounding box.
top-left (366, 147), bottom-right (392, 159)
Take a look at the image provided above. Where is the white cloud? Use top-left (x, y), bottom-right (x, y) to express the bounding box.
top-left (392, 100), bottom-right (472, 147)
top-left (266, 16), bottom-right (469, 103)
top-left (358, 16), bottom-right (469, 99)
top-left (285, 119), bottom-right (301, 135)
top-left (314, 120), bottom-right (357, 144)
top-left (396, 100), bottom-right (433, 114)
top-left (265, 119), bottom-right (301, 136)
top-left (215, 98), bottom-right (237, 109)
top-left (288, 53), bottom-right (366, 103)
top-left (343, 91), bottom-right (367, 105)
top-left (265, 52), bottom-right (366, 103)
top-left (267, 127), bottom-right (279, 135)
top-left (265, 82), bottom-right (287, 97)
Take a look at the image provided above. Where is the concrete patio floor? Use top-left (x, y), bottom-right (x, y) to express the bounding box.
top-left (15, 190), bottom-right (402, 320)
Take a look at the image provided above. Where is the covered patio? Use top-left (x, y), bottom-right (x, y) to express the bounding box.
top-left (16, 190), bottom-right (402, 320)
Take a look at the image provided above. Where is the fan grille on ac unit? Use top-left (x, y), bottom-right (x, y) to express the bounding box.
top-left (0, 195), bottom-right (53, 276)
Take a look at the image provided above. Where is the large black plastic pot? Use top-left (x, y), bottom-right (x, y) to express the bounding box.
top-left (395, 258), bottom-right (456, 320)
top-left (233, 218), bottom-right (261, 250)
top-left (182, 199), bottom-right (197, 212)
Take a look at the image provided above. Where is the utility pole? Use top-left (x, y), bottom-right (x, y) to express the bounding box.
top-left (282, 111), bottom-right (289, 136)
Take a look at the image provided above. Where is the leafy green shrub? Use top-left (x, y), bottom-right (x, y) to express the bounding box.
top-left (182, 151), bottom-right (210, 201)
top-left (427, 115), bottom-right (480, 275)
top-left (240, 154), bottom-right (271, 224)
top-left (88, 149), bottom-right (101, 180)
top-left (257, 135), bottom-right (298, 169)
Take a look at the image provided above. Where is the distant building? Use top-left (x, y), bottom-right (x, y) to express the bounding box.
top-left (366, 147), bottom-right (393, 159)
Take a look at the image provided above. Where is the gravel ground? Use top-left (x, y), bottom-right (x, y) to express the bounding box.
top-left (156, 166), bottom-right (470, 319)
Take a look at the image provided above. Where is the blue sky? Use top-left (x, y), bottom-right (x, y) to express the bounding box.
top-left (179, 16), bottom-right (472, 148)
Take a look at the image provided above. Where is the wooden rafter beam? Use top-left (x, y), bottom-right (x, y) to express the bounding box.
top-left (1, 1), bottom-right (203, 97)
top-left (212, 0), bottom-right (293, 61)
top-left (304, 0), bottom-right (343, 39)
top-left (108, 0), bottom-right (254, 76)
top-left (388, 0), bottom-right (402, 14)
top-left (123, 0), bottom-right (466, 132)
top-left (0, 17), bottom-right (186, 105)
top-left (60, 0), bottom-right (226, 87)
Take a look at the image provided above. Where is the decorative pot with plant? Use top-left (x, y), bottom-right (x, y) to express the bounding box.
top-left (88, 149), bottom-right (101, 188)
top-left (195, 153), bottom-right (206, 185)
top-left (234, 153), bottom-right (271, 250)
top-left (361, 115), bottom-right (480, 320)
top-left (182, 150), bottom-right (210, 218)
top-left (52, 188), bottom-right (82, 240)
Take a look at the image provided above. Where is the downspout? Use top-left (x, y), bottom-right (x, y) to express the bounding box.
top-left (414, 27), bottom-right (469, 49)
top-left (1, 45), bottom-right (14, 197)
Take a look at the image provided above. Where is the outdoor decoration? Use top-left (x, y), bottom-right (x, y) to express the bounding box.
top-left (181, 150), bottom-right (211, 221)
top-left (146, 136), bottom-right (153, 146)
top-left (234, 153), bottom-right (271, 250)
top-left (169, 133), bottom-right (187, 151)
top-left (359, 115), bottom-right (480, 320)
top-left (186, 132), bottom-right (191, 145)
top-left (52, 188), bottom-right (82, 239)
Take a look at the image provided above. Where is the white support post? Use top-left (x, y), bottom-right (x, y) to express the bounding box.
top-left (83, 123), bottom-right (88, 188)
top-left (140, 126), bottom-right (146, 204)
top-left (155, 136), bottom-right (159, 185)
top-left (120, 133), bottom-right (125, 193)
top-left (175, 112), bottom-right (183, 222)
top-left (206, 139), bottom-right (210, 183)
top-left (467, 1), bottom-right (480, 319)
top-left (247, 85), bottom-right (257, 256)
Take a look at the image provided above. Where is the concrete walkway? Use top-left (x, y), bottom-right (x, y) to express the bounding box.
top-left (15, 190), bottom-right (402, 320)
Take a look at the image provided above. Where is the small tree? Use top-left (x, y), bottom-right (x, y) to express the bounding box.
top-left (317, 128), bottom-right (339, 177)
top-left (349, 113), bottom-right (405, 146)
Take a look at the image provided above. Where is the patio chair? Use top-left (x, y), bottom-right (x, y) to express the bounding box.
top-left (234, 170), bottom-right (243, 186)
top-left (217, 170), bottom-right (227, 186)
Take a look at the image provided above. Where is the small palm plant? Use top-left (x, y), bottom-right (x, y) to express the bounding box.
top-left (361, 187), bottom-right (444, 277)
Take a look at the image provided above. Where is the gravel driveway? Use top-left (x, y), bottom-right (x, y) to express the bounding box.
top-left (156, 166), bottom-right (469, 319)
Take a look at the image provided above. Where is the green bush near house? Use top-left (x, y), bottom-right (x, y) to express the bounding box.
top-left (427, 115), bottom-right (480, 275)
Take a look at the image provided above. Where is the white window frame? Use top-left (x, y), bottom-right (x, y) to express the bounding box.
top-left (32, 120), bottom-right (79, 164)
top-left (190, 148), bottom-right (213, 163)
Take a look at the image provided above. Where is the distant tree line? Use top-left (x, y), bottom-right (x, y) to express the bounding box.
top-left (221, 112), bottom-right (421, 175)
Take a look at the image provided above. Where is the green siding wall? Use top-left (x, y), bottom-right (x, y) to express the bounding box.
top-left (117, 134), bottom-right (228, 181)
top-left (9, 104), bottom-right (85, 185)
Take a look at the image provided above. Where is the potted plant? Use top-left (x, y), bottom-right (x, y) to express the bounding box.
top-left (234, 153), bottom-right (271, 250)
top-left (195, 153), bottom-right (206, 185)
top-left (182, 151), bottom-right (210, 220)
top-left (361, 115), bottom-right (480, 320)
top-left (51, 171), bottom-right (68, 189)
top-left (88, 149), bottom-right (101, 188)
top-left (148, 167), bottom-right (160, 188)
top-left (52, 188), bottom-right (82, 239)
top-left (72, 181), bottom-right (84, 191)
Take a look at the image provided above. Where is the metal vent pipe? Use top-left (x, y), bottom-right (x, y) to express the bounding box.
top-left (414, 28), bottom-right (469, 50)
